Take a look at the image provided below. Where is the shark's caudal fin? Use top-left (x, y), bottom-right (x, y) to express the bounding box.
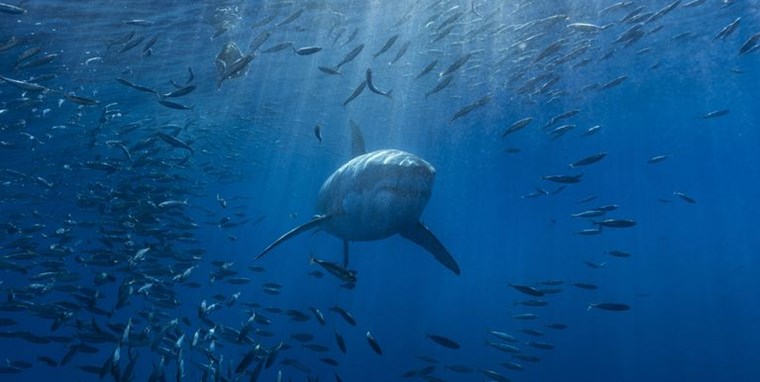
top-left (400, 220), bottom-right (461, 275)
top-left (256, 215), bottom-right (330, 260)
top-left (350, 120), bottom-right (366, 157)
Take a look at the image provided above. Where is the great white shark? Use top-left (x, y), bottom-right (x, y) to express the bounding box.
top-left (256, 124), bottom-right (460, 275)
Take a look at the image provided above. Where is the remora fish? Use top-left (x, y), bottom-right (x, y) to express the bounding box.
top-left (218, 54), bottom-right (255, 88)
top-left (309, 255), bottom-right (357, 283)
top-left (216, 42), bottom-right (254, 88)
top-left (256, 126), bottom-right (460, 274)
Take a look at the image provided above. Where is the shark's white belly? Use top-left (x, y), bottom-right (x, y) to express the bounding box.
top-left (316, 149), bottom-right (435, 241)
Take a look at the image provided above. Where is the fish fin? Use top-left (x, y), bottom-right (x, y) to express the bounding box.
top-left (399, 221), bottom-right (460, 275)
top-left (385, 89), bottom-right (393, 98)
top-left (256, 215), bottom-right (329, 260)
top-left (342, 240), bottom-right (349, 268)
top-left (349, 120), bottom-right (366, 157)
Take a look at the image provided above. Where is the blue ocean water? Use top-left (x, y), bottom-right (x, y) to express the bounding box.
top-left (1, 0), bottom-right (759, 381)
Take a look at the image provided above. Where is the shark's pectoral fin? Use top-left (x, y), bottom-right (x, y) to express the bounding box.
top-left (400, 221), bottom-right (461, 275)
top-left (256, 215), bottom-right (330, 260)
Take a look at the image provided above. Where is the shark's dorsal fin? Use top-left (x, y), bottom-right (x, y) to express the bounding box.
top-left (256, 215), bottom-right (330, 260)
top-left (399, 220), bottom-right (461, 275)
top-left (350, 120), bottom-right (366, 157)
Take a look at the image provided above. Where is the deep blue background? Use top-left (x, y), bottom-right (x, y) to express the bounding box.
top-left (1, 0), bottom-right (759, 381)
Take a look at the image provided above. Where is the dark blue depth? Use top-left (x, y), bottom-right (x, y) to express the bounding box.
top-left (0, 1), bottom-right (759, 381)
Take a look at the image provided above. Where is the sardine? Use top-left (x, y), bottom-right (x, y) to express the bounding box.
top-left (701, 109), bottom-right (729, 119)
top-left (426, 334), bottom-right (460, 349)
top-left (425, 75), bottom-right (454, 97)
top-left (502, 117), bottom-right (533, 137)
top-left (389, 41), bottom-right (410, 65)
top-left (373, 34), bottom-right (398, 58)
top-left (440, 53), bottom-right (471, 77)
top-left (343, 80), bottom-right (366, 107)
top-left (542, 174), bottom-right (583, 183)
top-left (450, 95), bottom-right (491, 122)
top-left (336, 44), bottom-right (364, 68)
top-left (365, 69), bottom-right (392, 98)
top-left (416, 60), bottom-right (438, 79)
top-left (569, 153), bottom-right (607, 168)
top-left (162, 85), bottom-right (196, 98)
top-left (588, 302), bottom-right (630, 311)
top-left (294, 46), bottom-right (322, 55)
top-left (158, 99), bottom-right (194, 110)
top-left (276, 9), bottom-right (304, 27)
top-left (116, 78), bottom-right (157, 94)
top-left (594, 218), bottom-right (636, 228)
top-left (714, 17), bottom-right (740, 40)
top-left (262, 42), bottom-right (293, 53)
top-left (365, 331), bottom-right (382, 355)
top-left (0, 75), bottom-right (47, 92)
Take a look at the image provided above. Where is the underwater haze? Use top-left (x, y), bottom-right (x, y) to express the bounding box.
top-left (1, 0), bottom-right (759, 381)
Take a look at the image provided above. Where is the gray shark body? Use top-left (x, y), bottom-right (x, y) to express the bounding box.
top-left (256, 129), bottom-right (460, 275)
